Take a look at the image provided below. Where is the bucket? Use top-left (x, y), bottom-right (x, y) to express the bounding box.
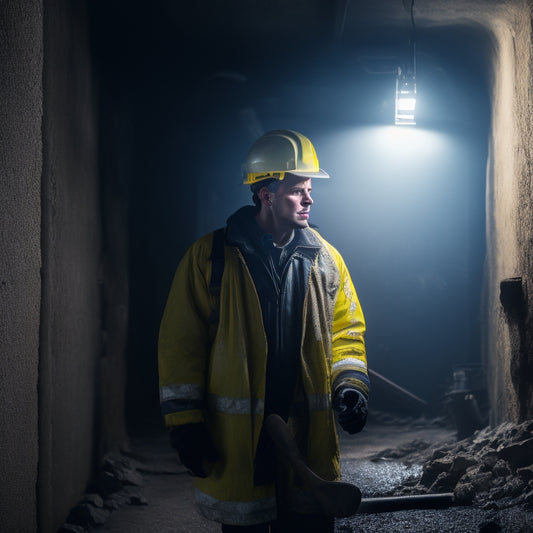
top-left (447, 363), bottom-right (488, 440)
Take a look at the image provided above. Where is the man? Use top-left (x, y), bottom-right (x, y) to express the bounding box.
top-left (158, 130), bottom-right (369, 532)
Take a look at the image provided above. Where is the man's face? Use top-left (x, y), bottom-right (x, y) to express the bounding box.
top-left (270, 175), bottom-right (313, 231)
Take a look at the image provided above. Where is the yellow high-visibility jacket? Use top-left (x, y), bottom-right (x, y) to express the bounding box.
top-left (158, 221), bottom-right (367, 526)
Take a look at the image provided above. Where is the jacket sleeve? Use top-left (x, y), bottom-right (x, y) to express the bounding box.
top-left (158, 234), bottom-right (215, 428)
top-left (330, 250), bottom-right (369, 400)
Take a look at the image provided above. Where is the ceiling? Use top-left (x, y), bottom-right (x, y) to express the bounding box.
top-left (91, 0), bottom-right (497, 134)
top-left (95, 0), bottom-right (498, 83)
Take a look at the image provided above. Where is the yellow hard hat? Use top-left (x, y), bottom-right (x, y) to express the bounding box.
top-left (243, 129), bottom-right (330, 185)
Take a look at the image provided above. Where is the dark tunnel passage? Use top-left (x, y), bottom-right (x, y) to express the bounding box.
top-left (87, 5), bottom-right (513, 527)
top-left (7, 1), bottom-right (533, 532)
top-left (91, 5), bottom-right (491, 435)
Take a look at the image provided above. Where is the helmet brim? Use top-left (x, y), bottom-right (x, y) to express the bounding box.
top-left (286, 168), bottom-right (330, 179)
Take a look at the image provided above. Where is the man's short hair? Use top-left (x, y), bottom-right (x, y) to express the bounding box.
top-left (251, 178), bottom-right (282, 207)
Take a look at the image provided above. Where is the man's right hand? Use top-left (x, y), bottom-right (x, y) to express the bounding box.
top-left (169, 423), bottom-right (219, 477)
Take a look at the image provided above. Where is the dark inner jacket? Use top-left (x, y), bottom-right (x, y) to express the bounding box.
top-left (225, 205), bottom-right (322, 483)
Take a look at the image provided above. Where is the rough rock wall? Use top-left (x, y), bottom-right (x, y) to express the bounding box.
top-left (510, 2), bottom-right (533, 422)
top-left (484, 1), bottom-right (533, 424)
top-left (0, 1), bottom-right (43, 532)
top-left (38, 2), bottom-right (102, 532)
top-left (434, 0), bottom-right (533, 425)
top-left (416, 0), bottom-right (533, 425)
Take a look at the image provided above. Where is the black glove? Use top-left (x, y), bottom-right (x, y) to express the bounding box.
top-left (333, 387), bottom-right (368, 434)
top-left (169, 423), bottom-right (219, 477)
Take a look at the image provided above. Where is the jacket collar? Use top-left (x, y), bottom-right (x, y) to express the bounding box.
top-left (225, 205), bottom-right (322, 253)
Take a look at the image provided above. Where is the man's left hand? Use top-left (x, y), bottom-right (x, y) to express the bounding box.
top-left (333, 388), bottom-right (368, 434)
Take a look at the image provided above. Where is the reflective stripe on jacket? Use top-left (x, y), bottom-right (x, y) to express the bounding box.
top-left (158, 226), bottom-right (367, 525)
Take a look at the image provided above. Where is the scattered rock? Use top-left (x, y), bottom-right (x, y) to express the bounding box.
top-left (103, 498), bottom-right (121, 511)
top-left (517, 465), bottom-right (533, 482)
top-left (429, 471), bottom-right (457, 492)
top-left (419, 456), bottom-right (453, 487)
top-left (62, 452), bottom-right (148, 531)
top-left (451, 453), bottom-right (478, 473)
top-left (376, 419), bottom-right (533, 511)
top-left (89, 470), bottom-right (123, 496)
top-left (81, 493), bottom-right (104, 508)
top-left (454, 481), bottom-right (475, 504)
top-left (106, 490), bottom-right (133, 508)
top-left (501, 477), bottom-right (527, 498)
top-left (523, 489), bottom-right (533, 505)
top-left (67, 503), bottom-right (111, 528)
top-left (129, 493), bottom-right (149, 505)
top-left (57, 524), bottom-right (86, 533)
top-left (467, 471), bottom-right (493, 493)
top-left (492, 459), bottom-right (511, 478)
top-left (497, 438), bottom-right (533, 469)
top-left (103, 454), bottom-right (144, 486)
top-left (488, 485), bottom-right (506, 500)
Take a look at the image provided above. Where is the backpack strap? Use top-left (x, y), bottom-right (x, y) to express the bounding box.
top-left (209, 227), bottom-right (226, 294)
top-left (208, 227), bottom-right (225, 326)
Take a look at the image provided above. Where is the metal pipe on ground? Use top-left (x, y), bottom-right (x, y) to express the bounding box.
top-left (368, 368), bottom-right (428, 411)
top-left (358, 493), bottom-right (459, 513)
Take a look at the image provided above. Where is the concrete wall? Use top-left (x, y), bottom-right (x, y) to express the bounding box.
top-left (96, 80), bottom-right (131, 458)
top-left (38, 1), bottom-right (102, 532)
top-left (0, 1), bottom-right (129, 531)
top-left (0, 2), bottom-right (43, 532)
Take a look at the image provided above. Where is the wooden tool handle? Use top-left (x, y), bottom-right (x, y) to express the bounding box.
top-left (263, 414), bottom-right (322, 488)
top-left (263, 413), bottom-right (362, 517)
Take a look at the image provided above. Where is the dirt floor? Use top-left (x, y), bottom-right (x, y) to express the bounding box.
top-left (85, 415), bottom-right (533, 533)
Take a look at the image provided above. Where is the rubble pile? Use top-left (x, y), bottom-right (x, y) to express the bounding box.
top-left (58, 453), bottom-right (147, 532)
top-left (376, 419), bottom-right (533, 510)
